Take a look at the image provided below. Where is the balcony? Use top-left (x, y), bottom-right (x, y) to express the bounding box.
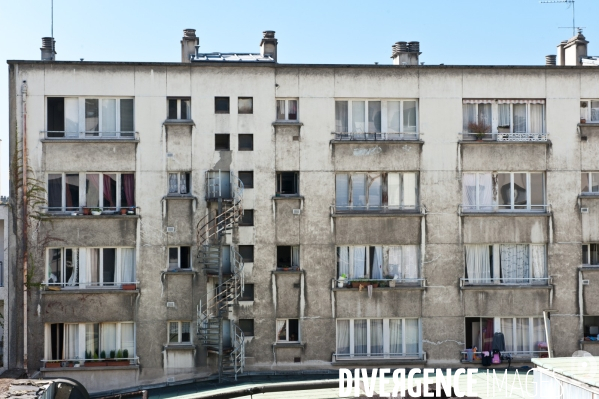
top-left (332, 204), bottom-right (420, 215)
top-left (43, 281), bottom-right (138, 292)
top-left (459, 204), bottom-right (550, 215)
top-left (42, 131), bottom-right (138, 141)
top-left (460, 277), bottom-right (552, 288)
top-left (42, 356), bottom-right (138, 369)
top-left (461, 132), bottom-right (548, 143)
top-left (332, 132), bottom-right (420, 142)
top-left (40, 206), bottom-right (139, 217)
top-left (332, 278), bottom-right (425, 290)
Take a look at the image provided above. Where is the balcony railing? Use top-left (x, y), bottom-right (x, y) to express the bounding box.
top-left (460, 277), bottom-right (552, 287)
top-left (332, 204), bottom-right (420, 214)
top-left (40, 206), bottom-right (139, 216)
top-left (332, 132), bottom-right (420, 141)
top-left (333, 278), bottom-right (425, 289)
top-left (42, 357), bottom-right (138, 367)
top-left (459, 204), bottom-right (549, 213)
top-left (42, 131), bottom-right (138, 140)
top-left (462, 132), bottom-right (547, 142)
top-left (334, 352), bottom-right (425, 361)
top-left (44, 281), bottom-right (138, 290)
top-left (460, 350), bottom-right (548, 363)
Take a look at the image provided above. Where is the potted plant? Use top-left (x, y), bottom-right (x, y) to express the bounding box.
top-left (111, 349), bottom-right (130, 366)
top-left (127, 207), bottom-right (136, 215)
top-left (91, 208), bottom-right (102, 216)
top-left (120, 208), bottom-right (127, 215)
top-left (468, 121), bottom-right (490, 141)
top-left (123, 349), bottom-right (129, 363)
top-left (83, 207), bottom-right (91, 216)
top-left (338, 274), bottom-right (347, 288)
top-left (45, 361), bottom-right (61, 368)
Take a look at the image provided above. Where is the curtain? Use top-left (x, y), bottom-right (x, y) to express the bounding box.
top-left (65, 324), bottom-right (79, 359)
top-left (403, 173), bottom-right (416, 208)
top-left (180, 173), bottom-right (188, 194)
top-left (48, 174), bottom-right (62, 209)
top-left (405, 319), bottom-right (419, 356)
top-left (463, 104), bottom-right (476, 132)
top-left (85, 323), bottom-right (99, 358)
top-left (530, 245), bottom-right (546, 283)
top-left (87, 248), bottom-right (99, 285)
top-left (478, 103), bottom-right (491, 128)
top-left (516, 318), bottom-right (529, 352)
top-left (479, 173), bottom-right (494, 210)
top-left (368, 101), bottom-right (381, 133)
top-left (65, 174), bottom-right (79, 208)
top-left (403, 101), bottom-right (417, 133)
top-left (389, 319), bottom-right (402, 355)
top-left (387, 173), bottom-right (400, 209)
top-left (121, 248), bottom-right (135, 283)
top-left (288, 100), bottom-right (297, 120)
top-left (501, 245), bottom-right (529, 283)
top-left (513, 104), bottom-right (527, 133)
top-left (335, 101), bottom-right (348, 133)
top-left (65, 98), bottom-right (79, 135)
top-left (387, 101), bottom-right (401, 134)
top-left (122, 174), bottom-right (135, 207)
top-left (402, 246), bottom-right (419, 280)
top-left (276, 320), bottom-right (287, 341)
top-left (388, 247), bottom-right (401, 278)
top-left (103, 174), bottom-right (116, 207)
top-left (353, 247), bottom-right (366, 278)
top-left (482, 318), bottom-right (494, 352)
top-left (66, 248), bottom-right (79, 287)
top-left (169, 173), bottom-right (178, 194)
top-left (354, 320), bottom-right (367, 355)
top-left (367, 174), bottom-right (381, 209)
top-left (85, 99), bottom-right (99, 132)
top-left (102, 323), bottom-right (117, 354)
top-left (338, 247), bottom-right (349, 278)
top-left (102, 99), bottom-right (116, 133)
top-left (498, 104), bottom-right (510, 127)
top-left (335, 174), bottom-right (349, 210)
top-left (121, 323), bottom-right (135, 356)
top-left (370, 320), bottom-right (383, 354)
top-left (462, 174), bottom-right (476, 209)
top-left (501, 318), bottom-right (514, 352)
top-left (352, 101), bottom-right (365, 134)
top-left (352, 173), bottom-right (366, 210)
top-left (465, 245), bottom-right (491, 284)
top-left (530, 104), bottom-right (544, 133)
top-left (292, 246), bottom-right (300, 268)
top-left (532, 318), bottom-right (545, 350)
top-left (337, 320), bottom-right (350, 354)
top-left (86, 174), bottom-right (100, 208)
top-left (372, 247), bottom-right (383, 279)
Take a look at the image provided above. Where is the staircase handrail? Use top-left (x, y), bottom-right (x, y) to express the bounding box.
top-left (230, 322), bottom-right (246, 378)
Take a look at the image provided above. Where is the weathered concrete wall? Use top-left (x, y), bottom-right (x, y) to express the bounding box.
top-left (462, 216), bottom-right (548, 244)
top-left (43, 142), bottom-right (137, 172)
top-left (41, 292), bottom-right (137, 323)
top-left (333, 143), bottom-right (421, 171)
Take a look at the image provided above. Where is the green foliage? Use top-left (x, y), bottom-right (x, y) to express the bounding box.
top-left (116, 349), bottom-right (123, 359)
top-left (123, 349), bottom-right (129, 359)
top-left (100, 350), bottom-right (106, 359)
top-left (109, 350), bottom-right (115, 359)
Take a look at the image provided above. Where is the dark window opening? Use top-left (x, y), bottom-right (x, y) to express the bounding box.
top-left (239, 319), bottom-right (254, 336)
top-left (65, 174), bottom-right (79, 209)
top-left (238, 97), bottom-right (253, 114)
top-left (215, 134), bottom-right (230, 151)
top-left (277, 246), bottom-right (299, 270)
top-left (240, 284), bottom-right (254, 301)
top-left (48, 174), bottom-right (62, 209)
top-left (215, 97), bottom-right (230, 114)
top-left (238, 134), bottom-right (254, 151)
top-left (50, 323), bottom-right (64, 360)
top-left (239, 245), bottom-right (254, 262)
top-left (120, 99), bottom-right (134, 131)
top-left (276, 172), bottom-right (299, 195)
top-left (168, 99), bottom-right (178, 119)
top-left (180, 246), bottom-right (191, 269)
top-left (103, 248), bottom-right (116, 285)
top-left (584, 316), bottom-right (599, 338)
top-left (239, 210), bottom-right (254, 226)
top-left (239, 171), bottom-right (254, 188)
top-left (288, 319), bottom-right (299, 342)
top-left (47, 97), bottom-right (65, 135)
top-left (120, 174), bottom-right (136, 208)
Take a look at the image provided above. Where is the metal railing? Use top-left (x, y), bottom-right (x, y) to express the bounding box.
top-left (205, 170), bottom-right (240, 200)
top-left (44, 281), bottom-right (138, 289)
top-left (332, 204), bottom-right (420, 214)
top-left (332, 132), bottom-right (420, 141)
top-left (42, 131), bottom-right (138, 140)
top-left (0, 261), bottom-right (3, 287)
top-left (334, 352), bottom-right (425, 361)
top-left (230, 323), bottom-right (245, 380)
top-left (459, 204), bottom-right (549, 213)
top-left (333, 278), bottom-right (425, 288)
top-left (460, 350), bottom-right (548, 362)
top-left (460, 277), bottom-right (552, 287)
top-left (40, 206), bottom-right (139, 215)
top-left (42, 357), bottom-right (138, 367)
top-left (462, 132), bottom-right (548, 142)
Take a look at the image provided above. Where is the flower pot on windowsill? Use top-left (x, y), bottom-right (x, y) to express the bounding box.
top-left (45, 362), bottom-right (61, 368)
top-left (127, 208), bottom-right (136, 215)
top-left (109, 360), bottom-right (131, 366)
top-left (83, 208), bottom-right (91, 215)
top-left (581, 118), bottom-right (587, 124)
top-left (389, 280), bottom-right (396, 288)
top-left (122, 283), bottom-right (136, 290)
top-left (91, 211), bottom-right (102, 216)
top-left (120, 209), bottom-right (127, 215)
top-left (85, 361), bottom-right (107, 367)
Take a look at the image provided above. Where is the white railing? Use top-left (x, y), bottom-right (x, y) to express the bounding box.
top-left (460, 350), bottom-right (548, 362)
top-left (332, 204), bottom-right (420, 213)
top-left (334, 352), bottom-right (425, 360)
top-left (40, 206), bottom-right (139, 215)
top-left (460, 277), bottom-right (552, 287)
top-left (333, 278), bottom-right (425, 289)
top-left (44, 281), bottom-right (138, 289)
top-left (459, 204), bottom-right (549, 213)
top-left (332, 132), bottom-right (420, 141)
top-left (42, 131), bottom-right (137, 140)
top-left (230, 323), bottom-right (245, 380)
top-left (42, 357), bottom-right (138, 366)
top-left (462, 132), bottom-right (547, 142)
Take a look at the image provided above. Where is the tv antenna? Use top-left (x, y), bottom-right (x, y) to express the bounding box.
top-left (51, 0), bottom-right (53, 38)
top-left (540, 0), bottom-right (576, 36)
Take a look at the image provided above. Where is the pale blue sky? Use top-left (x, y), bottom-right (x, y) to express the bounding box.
top-left (1, 0), bottom-right (598, 196)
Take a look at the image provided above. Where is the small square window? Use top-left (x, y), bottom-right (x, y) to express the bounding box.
top-left (239, 171), bottom-right (254, 189)
top-left (168, 246), bottom-right (191, 269)
top-left (239, 245), bottom-right (254, 262)
top-left (276, 172), bottom-right (299, 195)
top-left (238, 134), bottom-right (254, 151)
top-left (238, 319), bottom-right (255, 337)
top-left (169, 321), bottom-right (191, 343)
top-left (215, 97), bottom-right (230, 114)
top-left (215, 134), bottom-right (230, 151)
top-left (240, 284), bottom-right (254, 301)
top-left (277, 319), bottom-right (299, 342)
top-left (168, 98), bottom-right (191, 120)
top-left (238, 97), bottom-right (253, 114)
top-left (276, 99), bottom-right (298, 121)
top-left (239, 210), bottom-right (254, 226)
top-left (277, 246), bottom-right (300, 270)
top-left (168, 172), bottom-right (191, 195)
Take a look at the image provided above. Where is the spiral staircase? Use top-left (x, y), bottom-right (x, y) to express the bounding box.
top-left (196, 171), bottom-right (245, 382)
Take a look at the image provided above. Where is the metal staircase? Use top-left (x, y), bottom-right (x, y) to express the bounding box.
top-left (196, 171), bottom-right (245, 382)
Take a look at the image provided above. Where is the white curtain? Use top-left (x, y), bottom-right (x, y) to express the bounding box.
top-left (402, 246), bottom-right (419, 280)
top-left (478, 103), bottom-right (491, 128)
top-left (102, 323), bottom-right (117, 354)
top-left (516, 318), bottom-right (529, 352)
top-left (530, 104), bottom-right (544, 133)
top-left (353, 247), bottom-right (366, 278)
top-left (387, 173), bottom-right (400, 208)
top-left (335, 174), bottom-right (349, 210)
top-left (389, 319), bottom-right (403, 355)
top-left (370, 320), bottom-right (383, 355)
top-left (87, 248), bottom-right (99, 285)
top-left (101, 99), bottom-right (116, 133)
top-left (513, 104), bottom-right (527, 133)
top-left (465, 245), bottom-right (491, 283)
top-left (65, 98), bottom-right (79, 135)
top-left (276, 320), bottom-right (286, 341)
top-left (403, 173), bottom-right (416, 208)
top-left (530, 245), bottom-right (546, 283)
top-left (352, 101), bottom-right (365, 133)
top-left (121, 248), bottom-right (135, 283)
top-left (179, 173), bottom-right (188, 194)
top-left (67, 248), bottom-right (79, 287)
top-left (354, 320), bottom-right (367, 355)
top-left (479, 173), bottom-right (494, 210)
top-left (371, 247), bottom-right (383, 279)
top-left (335, 101), bottom-right (348, 133)
top-left (501, 244), bottom-right (529, 283)
top-left (168, 173), bottom-right (178, 193)
top-left (368, 101), bottom-right (381, 133)
top-left (501, 318), bottom-right (514, 351)
top-left (352, 174), bottom-right (366, 209)
top-left (387, 101), bottom-right (401, 134)
top-left (388, 247), bottom-right (401, 277)
top-left (405, 319), bottom-right (419, 356)
top-left (338, 247), bottom-right (349, 278)
top-left (367, 174), bottom-right (381, 209)
top-left (121, 323), bottom-right (135, 356)
top-left (403, 101), bottom-right (417, 133)
top-left (463, 104), bottom-right (477, 131)
top-left (498, 104), bottom-right (510, 127)
top-left (292, 246), bottom-right (300, 268)
top-left (463, 174), bottom-right (476, 208)
top-left (532, 318), bottom-right (545, 349)
top-left (337, 320), bottom-right (350, 354)
top-left (85, 323), bottom-right (99, 358)
top-left (65, 324), bottom-right (79, 359)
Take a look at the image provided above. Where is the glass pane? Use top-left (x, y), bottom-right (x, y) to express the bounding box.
top-left (336, 320), bottom-right (350, 355)
top-left (352, 101), bottom-right (365, 134)
top-left (181, 100), bottom-right (190, 120)
top-left (403, 101), bottom-right (417, 133)
top-left (497, 173), bottom-right (511, 209)
top-left (592, 101), bottom-right (599, 122)
top-left (86, 323), bottom-right (100, 358)
top-left (583, 245), bottom-right (589, 265)
top-left (169, 248), bottom-right (179, 269)
top-left (48, 248), bottom-right (62, 284)
top-left (513, 104), bottom-right (527, 133)
top-left (276, 100), bottom-right (285, 120)
top-left (368, 175), bottom-right (381, 209)
top-left (513, 173), bottom-right (527, 209)
top-left (238, 97), bottom-right (253, 114)
top-left (85, 99), bottom-right (99, 132)
top-left (370, 319), bottom-right (383, 354)
top-left (65, 174), bottom-right (79, 209)
top-left (278, 320), bottom-right (287, 341)
top-left (169, 322), bottom-right (179, 343)
top-left (389, 319), bottom-right (403, 355)
top-left (501, 318), bottom-right (514, 351)
top-left (351, 173), bottom-right (366, 210)
top-left (463, 104), bottom-right (476, 132)
top-left (104, 174), bottom-right (117, 208)
top-left (530, 173), bottom-right (544, 210)
top-left (478, 103), bottom-right (491, 130)
top-left (102, 323), bottom-right (117, 354)
top-left (64, 249), bottom-right (78, 286)
top-left (288, 100), bottom-right (297, 120)
top-left (168, 99), bottom-right (178, 119)
top-left (592, 244), bottom-right (599, 266)
top-left (403, 173), bottom-right (417, 208)
top-left (120, 99), bottom-right (134, 132)
top-left (388, 173), bottom-right (400, 208)
top-left (180, 172), bottom-right (189, 194)
top-left (181, 322), bottom-right (191, 342)
top-left (121, 323), bottom-right (135, 355)
top-left (85, 174), bottom-right (100, 208)
top-left (582, 173), bottom-right (590, 193)
top-left (592, 173), bottom-right (599, 193)
top-left (354, 320), bottom-right (367, 355)
top-left (516, 318), bottom-right (529, 352)
top-left (65, 98), bottom-right (79, 135)
top-left (101, 99), bottom-right (116, 133)
top-left (102, 248), bottom-right (116, 285)
top-left (498, 104), bottom-right (510, 128)
top-left (530, 104), bottom-right (544, 133)
top-left (405, 319), bottom-right (419, 355)
top-left (368, 101), bottom-right (381, 133)
top-left (48, 174), bottom-right (62, 209)
top-left (89, 249), bottom-right (100, 284)
top-left (335, 174), bottom-right (349, 210)
top-left (387, 101), bottom-right (401, 134)
top-left (169, 173), bottom-right (178, 194)
top-left (335, 101), bottom-right (348, 133)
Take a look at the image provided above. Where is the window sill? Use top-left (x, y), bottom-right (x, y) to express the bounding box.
top-left (331, 139), bottom-right (424, 145)
top-left (163, 119), bottom-right (195, 126)
top-left (272, 195), bottom-right (304, 200)
top-left (41, 213), bottom-right (140, 219)
top-left (42, 365), bottom-right (139, 371)
top-left (460, 284), bottom-right (552, 291)
top-left (163, 269), bottom-right (196, 275)
top-left (333, 211), bottom-right (422, 218)
top-left (272, 269), bottom-right (304, 275)
top-left (238, 300), bottom-right (254, 305)
top-left (273, 342), bottom-right (304, 349)
top-left (579, 194), bottom-right (599, 199)
top-left (332, 357), bottom-right (424, 366)
top-left (41, 138), bottom-right (139, 143)
top-left (578, 266), bottom-right (599, 271)
top-left (272, 121), bottom-right (303, 127)
top-left (460, 210), bottom-right (550, 217)
top-left (333, 285), bottom-right (425, 291)
top-left (163, 194), bottom-right (197, 201)
top-left (41, 288), bottom-right (139, 295)
top-left (580, 339), bottom-right (599, 344)
top-left (459, 139), bottom-right (550, 145)
top-left (163, 344), bottom-right (196, 351)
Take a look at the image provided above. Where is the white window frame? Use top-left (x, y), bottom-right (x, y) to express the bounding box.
top-left (582, 243), bottom-right (599, 266)
top-left (581, 172), bottom-right (599, 194)
top-left (168, 172), bottom-right (191, 195)
top-left (581, 100), bottom-right (599, 123)
top-left (335, 318), bottom-right (421, 359)
top-left (167, 246), bottom-right (191, 269)
top-left (462, 100), bottom-right (545, 134)
top-left (335, 172), bottom-right (418, 211)
top-left (462, 172), bottom-right (545, 211)
top-left (276, 98), bottom-right (299, 121)
top-left (168, 321), bottom-right (192, 344)
top-left (336, 245), bottom-right (420, 280)
top-left (167, 98), bottom-right (191, 120)
top-left (496, 316), bottom-right (545, 356)
top-left (276, 318), bottom-right (300, 342)
top-left (335, 99), bottom-right (419, 134)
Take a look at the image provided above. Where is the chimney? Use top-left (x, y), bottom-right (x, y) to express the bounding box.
top-left (563, 30), bottom-right (588, 66)
top-left (260, 31), bottom-right (278, 62)
top-left (545, 55), bottom-right (556, 66)
top-left (556, 40), bottom-right (567, 66)
top-left (181, 29), bottom-right (199, 63)
top-left (391, 41), bottom-right (420, 65)
top-left (41, 37), bottom-right (56, 61)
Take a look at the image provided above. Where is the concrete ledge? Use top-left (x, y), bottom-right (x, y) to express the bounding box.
top-left (41, 288), bottom-right (139, 295)
top-left (332, 359), bottom-right (424, 366)
top-left (164, 344), bottom-right (196, 351)
top-left (579, 266), bottom-right (599, 271)
top-left (272, 270), bottom-right (303, 275)
top-left (41, 365), bottom-right (138, 371)
top-left (42, 214), bottom-right (140, 219)
top-left (41, 139), bottom-right (139, 144)
top-left (333, 212), bottom-right (422, 218)
top-left (461, 285), bottom-right (553, 291)
top-left (333, 286), bottom-right (425, 292)
top-left (331, 139), bottom-right (424, 145)
top-left (163, 270), bottom-right (197, 275)
top-left (459, 140), bottom-right (551, 145)
top-left (273, 343), bottom-right (305, 349)
top-left (272, 121), bottom-right (303, 127)
top-left (163, 120), bottom-right (195, 126)
top-left (271, 195), bottom-right (304, 201)
top-left (579, 194), bottom-right (599, 199)
top-left (163, 195), bottom-right (197, 201)
top-left (460, 211), bottom-right (551, 217)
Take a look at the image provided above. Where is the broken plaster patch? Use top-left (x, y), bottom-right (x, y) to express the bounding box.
top-left (353, 146), bottom-right (382, 156)
top-left (423, 339), bottom-right (465, 346)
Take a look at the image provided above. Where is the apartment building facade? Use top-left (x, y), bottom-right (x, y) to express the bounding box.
top-left (6, 30), bottom-right (599, 392)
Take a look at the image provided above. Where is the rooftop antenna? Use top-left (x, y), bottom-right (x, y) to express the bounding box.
top-left (51, 0), bottom-right (53, 38)
top-left (540, 0), bottom-right (576, 36)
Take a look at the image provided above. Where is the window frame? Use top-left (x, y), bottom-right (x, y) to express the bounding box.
top-left (336, 245), bottom-right (420, 281)
top-left (238, 171), bottom-right (254, 189)
top-left (238, 97), bottom-right (254, 114)
top-left (276, 318), bottom-right (299, 342)
top-left (240, 284), bottom-right (254, 301)
top-left (581, 172), bottom-right (599, 194)
top-left (215, 97), bottom-right (230, 114)
top-left (334, 99), bottom-right (418, 135)
top-left (276, 98), bottom-right (299, 121)
top-left (168, 321), bottom-right (191, 344)
top-left (581, 100), bottom-right (599, 123)
top-left (239, 209), bottom-right (254, 226)
top-left (168, 172), bottom-right (191, 195)
top-left (238, 134), bottom-right (254, 151)
top-left (276, 246), bottom-right (300, 270)
top-left (462, 100), bottom-right (546, 135)
top-left (167, 98), bottom-right (191, 120)
top-left (582, 244), bottom-right (599, 266)
top-left (238, 245), bottom-right (254, 263)
top-left (238, 319), bottom-right (255, 337)
top-left (215, 134), bottom-right (231, 151)
top-left (276, 171), bottom-right (299, 196)
top-left (167, 246), bottom-right (191, 270)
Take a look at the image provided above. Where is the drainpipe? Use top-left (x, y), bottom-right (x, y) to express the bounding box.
top-left (21, 80), bottom-right (28, 373)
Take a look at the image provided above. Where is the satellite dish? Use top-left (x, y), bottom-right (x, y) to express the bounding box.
top-left (572, 350), bottom-right (592, 357)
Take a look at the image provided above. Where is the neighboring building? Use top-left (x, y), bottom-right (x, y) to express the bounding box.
top-left (5, 29), bottom-right (599, 393)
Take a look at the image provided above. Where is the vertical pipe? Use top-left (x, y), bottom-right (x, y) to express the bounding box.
top-left (21, 80), bottom-right (28, 373)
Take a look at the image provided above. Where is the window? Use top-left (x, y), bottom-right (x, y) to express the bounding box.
top-left (240, 284), bottom-right (254, 301)
top-left (215, 97), bottom-right (230, 114)
top-left (46, 247), bottom-right (136, 288)
top-left (239, 171), bottom-right (254, 189)
top-left (206, 171), bottom-right (232, 199)
top-left (463, 100), bottom-right (545, 135)
top-left (582, 244), bottom-right (599, 266)
top-left (238, 245), bottom-right (254, 262)
top-left (238, 97), bottom-right (253, 114)
top-left (276, 99), bottom-right (298, 121)
top-left (462, 172), bottom-right (545, 211)
top-left (583, 316), bottom-right (599, 338)
top-left (168, 172), bottom-right (191, 195)
top-left (337, 246), bottom-right (418, 281)
top-left (238, 319), bottom-right (254, 337)
top-left (335, 172), bottom-right (417, 212)
top-left (168, 247), bottom-right (191, 269)
top-left (215, 134), bottom-right (230, 151)
top-left (581, 100), bottom-right (599, 123)
top-left (336, 318), bottom-right (420, 358)
top-left (334, 99), bottom-right (417, 137)
top-left (46, 97), bottom-right (134, 138)
top-left (168, 321), bottom-right (191, 344)
top-left (167, 98), bottom-right (191, 120)
top-left (276, 319), bottom-right (299, 342)
top-left (581, 172), bottom-right (599, 194)
top-left (276, 172), bottom-right (299, 195)
top-left (277, 246), bottom-right (300, 270)
top-left (239, 210), bottom-right (254, 226)
top-left (464, 317), bottom-right (546, 357)
top-left (47, 172), bottom-right (135, 212)
top-left (45, 322), bottom-right (135, 361)
top-left (463, 244), bottom-right (547, 285)
top-left (238, 134), bottom-right (254, 151)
